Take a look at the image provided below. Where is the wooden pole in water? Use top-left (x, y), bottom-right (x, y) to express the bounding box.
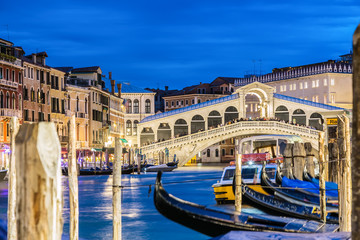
top-left (318, 131), bottom-right (326, 223)
top-left (113, 137), bottom-right (122, 240)
top-left (352, 24), bottom-right (360, 239)
top-left (137, 152), bottom-right (141, 175)
top-left (342, 115), bottom-right (352, 232)
top-left (68, 114), bottom-right (79, 240)
top-left (15, 123), bottom-right (63, 240)
top-left (292, 142), bottom-right (306, 180)
top-left (328, 142), bottom-right (339, 183)
top-left (235, 138), bottom-right (242, 212)
top-left (304, 142), bottom-right (315, 178)
top-left (283, 143), bottom-right (293, 178)
top-left (338, 115), bottom-right (346, 229)
top-left (7, 117), bottom-right (19, 240)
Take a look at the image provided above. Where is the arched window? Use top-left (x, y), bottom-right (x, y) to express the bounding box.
top-left (6, 92), bottom-right (10, 108)
top-left (68, 95), bottom-right (71, 110)
top-left (133, 120), bottom-right (139, 136)
top-left (47, 91), bottom-right (50, 105)
top-left (309, 113), bottom-right (324, 130)
top-left (127, 99), bottom-right (132, 113)
top-left (292, 109), bottom-right (306, 125)
top-left (133, 99), bottom-right (139, 113)
top-left (207, 149), bottom-right (210, 157)
top-left (224, 106), bottom-right (239, 122)
top-left (31, 88), bottom-right (35, 102)
top-left (76, 97), bottom-right (79, 112)
top-left (12, 93), bottom-right (15, 109)
top-left (275, 105), bottom-right (289, 122)
top-left (215, 149), bottom-right (219, 157)
top-left (37, 89), bottom-right (40, 103)
top-left (145, 99), bottom-right (151, 113)
top-left (222, 149), bottom-right (226, 156)
top-left (40, 90), bottom-right (44, 104)
top-left (126, 120), bottom-right (132, 136)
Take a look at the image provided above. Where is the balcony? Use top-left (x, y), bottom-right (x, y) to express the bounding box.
top-left (0, 54), bottom-right (22, 68)
top-left (0, 79), bottom-right (18, 89)
top-left (75, 112), bottom-right (88, 119)
top-left (0, 109), bottom-right (21, 118)
top-left (102, 120), bottom-right (111, 127)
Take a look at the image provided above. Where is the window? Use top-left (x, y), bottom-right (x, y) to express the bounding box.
top-left (76, 97), bottom-right (79, 111)
top-left (133, 99), bottom-right (139, 113)
top-left (185, 100), bottom-right (188, 105)
top-left (331, 94), bottom-right (335, 104)
top-left (6, 92), bottom-right (9, 108)
top-left (316, 80), bottom-right (319, 87)
top-left (293, 83), bottom-right (296, 90)
top-left (283, 85), bottom-right (286, 91)
top-left (126, 120), bottom-right (132, 136)
top-left (6, 69), bottom-right (9, 80)
top-left (222, 149), bottom-right (226, 156)
top-left (176, 101), bottom-right (179, 106)
top-left (28, 67), bottom-right (30, 78)
top-left (171, 101), bottom-right (174, 107)
top-left (289, 84), bottom-right (292, 91)
top-left (133, 120), bottom-right (138, 135)
top-left (304, 82), bottom-right (308, 89)
top-left (312, 80), bottom-right (315, 88)
top-left (330, 79), bottom-right (335, 86)
top-left (215, 149), bottom-right (219, 157)
top-left (85, 98), bottom-right (88, 114)
top-left (18, 72), bottom-right (22, 84)
top-left (192, 99), bottom-right (194, 104)
top-left (24, 67), bottom-right (26, 78)
top-left (12, 70), bottom-right (15, 82)
top-left (31, 68), bottom-right (33, 79)
top-left (0, 68), bottom-right (2, 79)
top-left (19, 95), bottom-right (22, 110)
top-left (36, 70), bottom-right (40, 80)
top-left (300, 82), bottom-right (303, 89)
top-left (324, 78), bottom-right (327, 86)
top-left (145, 99), bottom-right (151, 113)
top-left (166, 101), bottom-right (168, 107)
top-left (207, 149), bottom-right (210, 157)
top-left (127, 99), bottom-right (132, 113)
top-left (31, 88), bottom-right (35, 102)
top-left (197, 99), bottom-right (201, 104)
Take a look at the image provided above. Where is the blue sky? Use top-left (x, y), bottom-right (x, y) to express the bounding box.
top-left (1, 0), bottom-right (359, 90)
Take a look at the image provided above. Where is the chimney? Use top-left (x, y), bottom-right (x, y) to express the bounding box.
top-left (200, 82), bottom-right (202, 85)
top-left (32, 53), bottom-right (36, 64)
top-left (109, 72), bottom-right (112, 80)
top-left (117, 83), bottom-right (122, 98)
top-left (165, 86), bottom-right (169, 91)
top-left (111, 79), bottom-right (115, 95)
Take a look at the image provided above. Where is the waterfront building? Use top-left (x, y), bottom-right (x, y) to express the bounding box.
top-left (49, 67), bottom-right (67, 147)
top-left (121, 84), bottom-right (155, 147)
top-left (65, 83), bottom-right (90, 150)
top-left (0, 38), bottom-right (23, 168)
top-left (104, 76), bottom-right (125, 150)
top-left (234, 54), bottom-right (353, 110)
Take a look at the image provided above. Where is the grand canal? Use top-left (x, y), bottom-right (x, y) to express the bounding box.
top-left (0, 165), bottom-right (263, 240)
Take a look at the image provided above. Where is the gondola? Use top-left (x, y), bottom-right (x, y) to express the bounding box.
top-left (261, 165), bottom-right (338, 208)
top-left (154, 171), bottom-right (339, 237)
top-left (240, 180), bottom-right (338, 223)
top-left (79, 168), bottom-right (113, 176)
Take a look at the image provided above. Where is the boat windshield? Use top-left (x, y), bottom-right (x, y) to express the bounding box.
top-left (242, 168), bottom-right (257, 179)
top-left (223, 169), bottom-right (235, 181)
top-left (265, 168), bottom-right (276, 179)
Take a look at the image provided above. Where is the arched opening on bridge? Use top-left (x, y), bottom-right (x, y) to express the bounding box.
top-left (309, 113), bottom-right (324, 130)
top-left (174, 119), bottom-right (188, 137)
top-left (191, 115), bottom-right (205, 134)
top-left (140, 127), bottom-right (155, 146)
top-left (208, 110), bottom-right (222, 129)
top-left (245, 93), bottom-right (261, 119)
top-left (275, 105), bottom-right (289, 122)
top-left (224, 106), bottom-right (239, 123)
top-left (157, 123), bottom-right (171, 141)
top-left (292, 109), bottom-right (306, 125)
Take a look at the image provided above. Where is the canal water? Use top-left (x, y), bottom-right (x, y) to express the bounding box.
top-left (0, 166), bottom-right (260, 240)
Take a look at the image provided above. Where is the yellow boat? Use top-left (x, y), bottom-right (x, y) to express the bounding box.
top-left (212, 164), bottom-right (277, 204)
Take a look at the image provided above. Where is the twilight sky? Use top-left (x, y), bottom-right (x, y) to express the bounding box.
top-left (1, 0), bottom-right (359, 90)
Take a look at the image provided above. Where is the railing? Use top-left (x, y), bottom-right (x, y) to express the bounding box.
top-left (0, 56), bottom-right (22, 67)
top-left (0, 108), bottom-right (21, 118)
top-left (140, 121), bottom-right (320, 152)
top-left (75, 112), bottom-right (88, 119)
top-left (0, 79), bottom-right (18, 88)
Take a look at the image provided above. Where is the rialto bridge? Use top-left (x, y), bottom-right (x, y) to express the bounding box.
top-left (138, 82), bottom-right (345, 166)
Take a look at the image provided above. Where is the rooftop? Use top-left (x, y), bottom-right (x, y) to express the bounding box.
top-left (121, 83), bottom-right (153, 94)
top-left (71, 66), bottom-right (100, 73)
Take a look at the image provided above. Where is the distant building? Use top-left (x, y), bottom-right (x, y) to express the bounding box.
top-left (0, 38), bottom-right (24, 167)
top-left (121, 84), bottom-right (155, 147)
top-left (145, 86), bottom-right (178, 113)
top-left (234, 54), bottom-right (353, 110)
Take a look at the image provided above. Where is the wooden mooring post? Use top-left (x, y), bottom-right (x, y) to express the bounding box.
top-left (7, 117), bottom-right (19, 240)
top-left (283, 143), bottom-right (293, 178)
top-left (318, 131), bottom-right (326, 223)
top-left (113, 137), bottom-right (122, 240)
top-left (304, 142), bottom-right (315, 178)
top-left (15, 123), bottom-right (63, 240)
top-left (352, 23), bottom-right (360, 239)
top-left (328, 142), bottom-right (339, 183)
top-left (235, 138), bottom-right (242, 212)
top-left (68, 115), bottom-right (79, 239)
top-left (293, 142), bottom-right (305, 180)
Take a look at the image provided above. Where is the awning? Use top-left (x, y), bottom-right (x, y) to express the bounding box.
top-left (120, 138), bottom-right (128, 143)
